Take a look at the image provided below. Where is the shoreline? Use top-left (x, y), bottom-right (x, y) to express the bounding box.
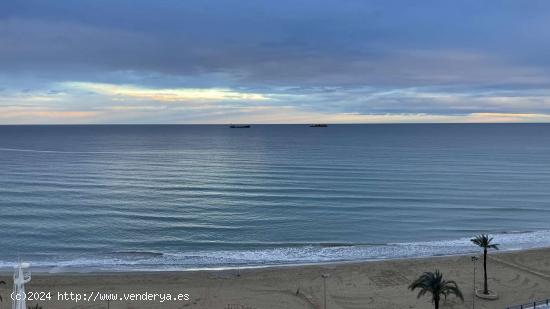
top-left (4, 229), bottom-right (550, 275)
top-left (0, 243), bottom-right (543, 275)
top-left (1, 247), bottom-right (549, 308)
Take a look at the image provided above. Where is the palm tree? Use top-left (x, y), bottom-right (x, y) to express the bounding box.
top-left (409, 270), bottom-right (463, 309)
top-left (471, 234), bottom-right (499, 294)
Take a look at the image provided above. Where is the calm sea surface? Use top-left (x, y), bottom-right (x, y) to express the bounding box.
top-left (1, 124), bottom-right (550, 271)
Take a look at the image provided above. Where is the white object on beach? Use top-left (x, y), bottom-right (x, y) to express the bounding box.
top-left (12, 262), bottom-right (31, 309)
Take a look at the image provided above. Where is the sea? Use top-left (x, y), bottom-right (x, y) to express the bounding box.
top-left (1, 124), bottom-right (550, 272)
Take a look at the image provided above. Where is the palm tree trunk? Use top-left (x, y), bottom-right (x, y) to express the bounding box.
top-left (434, 298), bottom-right (439, 309)
top-left (483, 248), bottom-right (488, 294)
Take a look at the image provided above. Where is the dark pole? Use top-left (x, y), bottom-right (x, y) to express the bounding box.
top-left (321, 273), bottom-right (330, 309)
top-left (483, 248), bottom-right (488, 294)
top-left (471, 256), bottom-right (479, 309)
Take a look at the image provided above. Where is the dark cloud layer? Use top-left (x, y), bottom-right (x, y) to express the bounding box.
top-left (2, 1), bottom-right (550, 86)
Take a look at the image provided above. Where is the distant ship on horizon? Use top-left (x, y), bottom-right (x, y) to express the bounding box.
top-left (229, 124), bottom-right (251, 128)
top-left (309, 124), bottom-right (328, 127)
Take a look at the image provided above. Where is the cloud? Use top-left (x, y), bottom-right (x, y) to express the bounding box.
top-left (105, 105), bottom-right (167, 111)
top-left (0, 106), bottom-right (99, 123)
top-left (62, 82), bottom-right (269, 102)
top-left (3, 1), bottom-right (550, 87)
top-left (4, 82), bottom-right (550, 124)
top-left (148, 110), bottom-right (550, 125)
top-left (2, 1), bottom-right (550, 123)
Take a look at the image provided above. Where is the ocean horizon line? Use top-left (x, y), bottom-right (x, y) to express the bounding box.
top-left (2, 122), bottom-right (550, 126)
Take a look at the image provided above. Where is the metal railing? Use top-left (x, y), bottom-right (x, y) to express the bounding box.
top-left (506, 299), bottom-right (550, 309)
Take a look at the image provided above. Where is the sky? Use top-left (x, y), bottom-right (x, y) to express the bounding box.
top-left (1, 0), bottom-right (550, 124)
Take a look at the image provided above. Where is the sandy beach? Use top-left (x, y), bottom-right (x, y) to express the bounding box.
top-left (1, 248), bottom-right (549, 309)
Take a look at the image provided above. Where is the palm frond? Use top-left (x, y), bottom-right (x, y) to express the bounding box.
top-left (470, 234), bottom-right (499, 250)
top-left (409, 270), bottom-right (463, 306)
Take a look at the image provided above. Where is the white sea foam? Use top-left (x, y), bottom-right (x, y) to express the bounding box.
top-left (2, 230), bottom-right (549, 272)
